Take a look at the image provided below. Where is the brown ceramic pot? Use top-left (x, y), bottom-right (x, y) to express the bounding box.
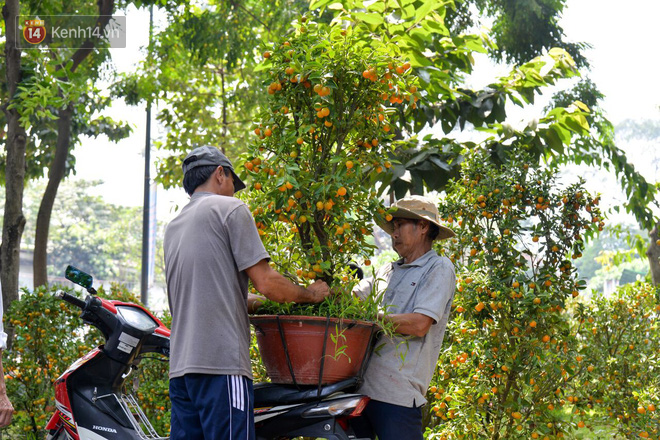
top-left (250, 315), bottom-right (377, 385)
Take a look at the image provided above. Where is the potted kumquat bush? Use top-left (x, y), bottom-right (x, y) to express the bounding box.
top-left (242, 17), bottom-right (418, 385)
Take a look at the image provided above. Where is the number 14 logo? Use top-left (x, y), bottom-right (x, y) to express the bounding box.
top-left (23, 19), bottom-right (46, 45)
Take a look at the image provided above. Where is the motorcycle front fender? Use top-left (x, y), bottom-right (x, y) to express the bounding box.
top-left (45, 410), bottom-right (62, 431)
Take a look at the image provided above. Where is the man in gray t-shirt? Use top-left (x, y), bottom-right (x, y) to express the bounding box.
top-left (164, 146), bottom-right (330, 440)
top-left (353, 195), bottom-right (456, 440)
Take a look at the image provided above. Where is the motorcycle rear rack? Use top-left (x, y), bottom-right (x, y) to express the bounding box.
top-left (96, 392), bottom-right (168, 440)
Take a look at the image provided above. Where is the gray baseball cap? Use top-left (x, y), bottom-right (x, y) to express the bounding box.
top-left (182, 146), bottom-right (246, 192)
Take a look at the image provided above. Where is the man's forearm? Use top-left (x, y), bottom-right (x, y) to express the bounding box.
top-left (0, 356), bottom-right (6, 395)
top-left (246, 259), bottom-right (329, 304)
top-left (381, 312), bottom-right (433, 338)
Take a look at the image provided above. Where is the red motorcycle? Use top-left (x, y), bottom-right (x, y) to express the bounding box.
top-left (45, 266), bottom-right (371, 440)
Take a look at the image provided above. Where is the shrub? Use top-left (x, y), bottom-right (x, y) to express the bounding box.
top-left (426, 145), bottom-right (602, 439)
top-left (571, 282), bottom-right (659, 439)
top-left (243, 16), bottom-right (419, 296)
top-left (4, 284), bottom-right (171, 437)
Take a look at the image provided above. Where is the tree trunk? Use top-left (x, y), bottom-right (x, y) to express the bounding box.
top-left (31, 0), bottom-right (115, 286)
top-left (1, 0), bottom-right (28, 331)
top-left (647, 224), bottom-right (660, 286)
top-left (33, 104), bottom-right (74, 287)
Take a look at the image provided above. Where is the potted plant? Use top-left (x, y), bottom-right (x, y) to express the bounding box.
top-left (241, 16), bottom-right (420, 385)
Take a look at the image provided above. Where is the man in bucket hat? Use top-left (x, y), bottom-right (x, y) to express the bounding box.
top-left (164, 146), bottom-right (331, 440)
top-left (353, 195), bottom-right (456, 440)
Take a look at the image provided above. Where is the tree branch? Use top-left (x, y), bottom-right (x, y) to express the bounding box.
top-left (62, 0), bottom-right (115, 73)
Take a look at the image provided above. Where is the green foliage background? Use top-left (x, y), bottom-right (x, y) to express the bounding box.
top-left (3, 284), bottom-right (172, 438)
top-left (2, 0), bottom-right (659, 438)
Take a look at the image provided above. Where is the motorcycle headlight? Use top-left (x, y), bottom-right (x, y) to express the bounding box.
top-left (116, 305), bottom-right (158, 332)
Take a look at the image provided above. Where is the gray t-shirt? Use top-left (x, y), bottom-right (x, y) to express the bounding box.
top-left (355, 250), bottom-right (455, 407)
top-left (164, 192), bottom-right (269, 379)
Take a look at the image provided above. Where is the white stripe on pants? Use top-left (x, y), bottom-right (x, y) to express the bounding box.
top-left (230, 375), bottom-right (245, 411)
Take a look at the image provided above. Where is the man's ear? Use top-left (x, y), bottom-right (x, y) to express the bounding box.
top-left (418, 219), bottom-right (431, 235)
top-left (215, 165), bottom-right (225, 182)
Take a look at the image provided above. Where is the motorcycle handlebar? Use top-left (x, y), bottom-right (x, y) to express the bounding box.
top-left (57, 291), bottom-right (87, 309)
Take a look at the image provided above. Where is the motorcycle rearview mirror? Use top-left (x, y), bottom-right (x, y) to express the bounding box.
top-left (348, 263), bottom-right (364, 281)
top-left (65, 265), bottom-right (96, 293)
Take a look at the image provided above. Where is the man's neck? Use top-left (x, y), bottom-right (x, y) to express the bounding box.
top-left (402, 246), bottom-right (432, 264)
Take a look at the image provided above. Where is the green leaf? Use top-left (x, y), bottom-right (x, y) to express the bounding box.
top-left (574, 114), bottom-right (590, 131)
top-left (545, 127), bottom-right (563, 152)
top-left (253, 62), bottom-right (271, 73)
top-left (366, 1), bottom-right (386, 12)
top-left (405, 150), bottom-right (431, 167)
top-left (414, 0), bottom-right (438, 22)
top-left (310, 0), bottom-right (336, 9)
top-left (390, 163), bottom-right (407, 179)
top-left (422, 17), bottom-right (449, 35)
top-left (573, 100), bottom-right (590, 113)
top-left (417, 68), bottom-right (431, 84)
top-left (408, 48), bottom-right (432, 67)
top-left (401, 4), bottom-right (416, 20)
top-left (353, 12), bottom-right (385, 25)
top-left (562, 114), bottom-right (589, 135)
top-left (462, 35), bottom-right (486, 53)
top-left (428, 155), bottom-right (452, 171)
top-left (409, 27), bottom-right (430, 42)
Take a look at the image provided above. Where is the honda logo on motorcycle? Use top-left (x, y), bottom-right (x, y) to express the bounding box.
top-left (93, 425), bottom-right (118, 433)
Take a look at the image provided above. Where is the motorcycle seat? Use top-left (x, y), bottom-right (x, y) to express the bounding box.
top-left (254, 377), bottom-right (361, 406)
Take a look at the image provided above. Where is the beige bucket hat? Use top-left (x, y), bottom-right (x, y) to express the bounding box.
top-left (378, 195), bottom-right (455, 241)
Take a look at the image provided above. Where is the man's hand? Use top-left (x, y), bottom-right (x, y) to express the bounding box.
top-left (0, 391), bottom-right (12, 427)
top-left (307, 279), bottom-right (331, 303)
top-left (0, 354), bottom-right (12, 427)
top-left (248, 293), bottom-right (266, 314)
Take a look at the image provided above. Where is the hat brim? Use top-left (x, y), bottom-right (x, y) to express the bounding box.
top-left (230, 169), bottom-right (246, 192)
top-left (377, 207), bottom-right (455, 241)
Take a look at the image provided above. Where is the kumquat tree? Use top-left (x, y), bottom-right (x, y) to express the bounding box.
top-left (4, 287), bottom-right (89, 435)
top-left (570, 282), bottom-right (660, 439)
top-left (242, 16), bottom-right (419, 289)
top-left (428, 145), bottom-right (604, 439)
